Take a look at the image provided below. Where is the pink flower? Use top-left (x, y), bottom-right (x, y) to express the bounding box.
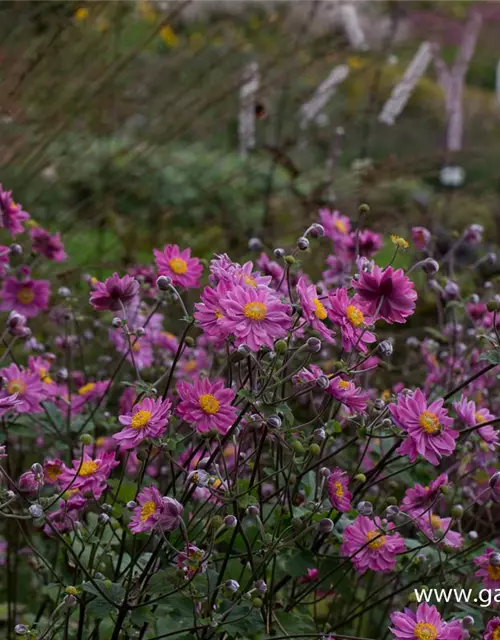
top-left (319, 208), bottom-right (351, 243)
top-left (298, 568), bottom-right (319, 584)
top-left (292, 364), bottom-right (324, 387)
top-left (176, 377), bottom-right (237, 435)
top-left (322, 254), bottom-right (350, 286)
top-left (353, 265), bottom-right (417, 324)
top-left (89, 273), bottom-right (139, 312)
top-left (416, 512), bottom-right (462, 549)
top-left (328, 287), bottom-right (376, 352)
top-left (194, 282), bottom-right (231, 344)
top-left (327, 468), bottom-right (352, 512)
top-left (327, 377), bottom-right (369, 414)
top-left (129, 486), bottom-right (183, 534)
top-left (30, 227), bottom-right (67, 262)
top-left (412, 226), bottom-right (431, 250)
top-left (401, 474), bottom-right (448, 516)
top-left (0, 363), bottom-right (46, 413)
top-left (44, 495), bottom-right (87, 536)
top-left (114, 397), bottom-right (172, 450)
top-left (453, 395), bottom-right (498, 449)
top-left (154, 244), bottom-right (203, 289)
top-left (70, 380), bottom-right (109, 415)
top-left (340, 515), bottom-right (405, 574)
top-left (218, 285), bottom-right (291, 352)
top-left (256, 252), bottom-right (285, 290)
top-left (484, 617), bottom-right (500, 640)
top-left (390, 603), bottom-right (464, 640)
top-left (343, 230), bottom-right (383, 260)
top-left (0, 245), bottom-right (9, 277)
top-left (110, 330), bottom-right (153, 370)
top-left (18, 470), bottom-right (44, 494)
top-left (389, 389), bottom-right (458, 466)
top-left (474, 548), bottom-right (500, 589)
top-left (43, 458), bottom-right (64, 485)
top-left (297, 277), bottom-right (335, 342)
top-left (0, 185), bottom-right (30, 236)
top-left (0, 393), bottom-right (20, 417)
top-left (177, 544), bottom-right (207, 578)
top-left (0, 276), bottom-right (51, 318)
top-left (58, 452), bottom-right (119, 499)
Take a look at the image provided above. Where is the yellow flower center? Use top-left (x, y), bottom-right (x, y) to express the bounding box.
top-left (414, 622), bottom-right (438, 640)
top-left (132, 340), bottom-right (142, 353)
top-left (46, 465), bottom-right (62, 481)
top-left (131, 410), bottom-right (152, 430)
top-left (169, 257), bottom-right (188, 275)
top-left (334, 219), bottom-right (348, 234)
top-left (243, 301), bottom-right (267, 321)
top-left (337, 379), bottom-right (350, 390)
top-left (39, 368), bottom-right (53, 384)
top-left (475, 412), bottom-right (486, 424)
top-left (78, 461), bottom-right (99, 476)
top-left (140, 500), bottom-right (157, 521)
top-left (419, 411), bottom-right (440, 435)
top-left (78, 383), bottom-right (96, 396)
top-left (346, 304), bottom-right (364, 327)
top-left (243, 275), bottom-right (257, 287)
top-left (7, 378), bottom-right (26, 396)
top-left (199, 394), bottom-right (220, 415)
top-left (366, 529), bottom-right (386, 549)
top-left (183, 360), bottom-right (197, 372)
top-left (493, 629), bottom-right (500, 640)
top-left (488, 564), bottom-right (500, 581)
top-left (313, 298), bottom-right (327, 320)
top-left (215, 310), bottom-right (223, 319)
top-left (334, 481), bottom-right (344, 498)
top-left (16, 287), bottom-right (35, 305)
top-left (430, 515), bottom-right (442, 530)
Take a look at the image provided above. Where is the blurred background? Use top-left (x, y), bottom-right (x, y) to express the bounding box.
top-left (1, 0), bottom-right (500, 272)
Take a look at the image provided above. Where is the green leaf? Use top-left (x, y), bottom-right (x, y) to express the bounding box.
top-left (87, 597), bottom-right (115, 619)
top-left (480, 350), bottom-right (500, 364)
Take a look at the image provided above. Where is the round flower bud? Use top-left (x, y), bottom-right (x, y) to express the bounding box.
top-left (374, 399), bottom-right (385, 411)
top-left (237, 343), bottom-right (251, 356)
top-left (487, 299), bottom-right (499, 312)
top-left (224, 515), bottom-right (237, 529)
top-left (101, 503), bottom-right (112, 513)
top-left (488, 252), bottom-right (497, 264)
top-left (306, 337), bottom-right (322, 353)
top-left (254, 579), bottom-right (267, 594)
top-left (156, 275), bottom-right (172, 290)
top-left (297, 236), bottom-right (310, 251)
top-left (462, 615), bottom-right (474, 629)
top-left (9, 244), bottom-right (23, 257)
top-left (354, 473), bottom-right (367, 483)
top-left (224, 579), bottom-right (239, 593)
top-left (422, 258), bottom-right (439, 275)
top-left (490, 553), bottom-right (500, 566)
top-left (275, 339), bottom-right (287, 354)
top-left (136, 327), bottom-right (145, 338)
top-left (15, 625), bottom-right (28, 636)
top-left (309, 223), bottom-right (325, 238)
top-left (309, 443), bottom-right (320, 456)
top-left (378, 340), bottom-right (393, 357)
top-left (266, 414), bottom-right (282, 429)
top-left (126, 501), bottom-right (137, 510)
top-left (80, 434), bottom-right (93, 446)
top-left (246, 505), bottom-right (260, 517)
top-left (111, 317), bottom-right (122, 328)
top-left (451, 504), bottom-right (463, 518)
top-left (319, 518), bottom-right (334, 534)
top-left (6, 491), bottom-right (16, 500)
top-left (385, 505), bottom-right (399, 521)
top-left (468, 530), bottom-right (478, 540)
top-left (284, 254), bottom-right (296, 265)
top-left (252, 597), bottom-right (263, 608)
top-left (64, 594), bottom-right (78, 607)
top-left (313, 428), bottom-right (326, 441)
top-left (65, 586), bottom-right (78, 596)
top-left (316, 375), bottom-right (330, 390)
top-left (58, 287), bottom-right (71, 298)
top-left (248, 237), bottom-right (263, 251)
top-left (98, 513), bottom-right (110, 525)
top-left (31, 463), bottom-right (43, 476)
top-left (357, 501), bottom-right (373, 516)
top-left (29, 504), bottom-right (43, 519)
top-left (319, 467), bottom-right (330, 478)
top-left (292, 440), bottom-right (305, 454)
top-left (274, 248), bottom-right (285, 259)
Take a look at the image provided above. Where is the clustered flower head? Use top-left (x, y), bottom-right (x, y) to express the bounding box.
top-left (0, 187), bottom-right (498, 640)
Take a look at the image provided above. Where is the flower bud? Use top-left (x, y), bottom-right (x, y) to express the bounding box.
top-left (274, 339), bottom-right (287, 354)
top-left (284, 255), bottom-right (296, 265)
top-left (274, 248), bottom-right (285, 259)
top-left (156, 276), bottom-right (172, 290)
top-left (319, 518), bottom-right (334, 534)
top-left (266, 414), bottom-right (282, 429)
top-left (462, 615), bottom-right (474, 629)
top-left (224, 515), bottom-right (237, 529)
top-left (487, 299), bottom-right (500, 312)
top-left (64, 594), bottom-right (78, 607)
top-left (422, 258), bottom-right (439, 275)
top-left (31, 463), bottom-right (43, 476)
top-left (490, 553), bottom-right (500, 566)
top-left (309, 223), bottom-right (325, 238)
top-left (255, 579), bottom-right (267, 594)
top-left (14, 625), bottom-right (28, 636)
top-left (237, 343), bottom-right (251, 356)
top-left (316, 375), bottom-right (330, 390)
top-left (306, 337), bottom-right (322, 353)
top-left (111, 317), bottom-right (122, 328)
top-left (9, 244), bottom-right (23, 257)
top-left (354, 473), bottom-right (366, 483)
top-left (292, 440), bottom-right (305, 454)
top-left (374, 399), bottom-right (385, 411)
top-left (246, 505), bottom-right (260, 517)
top-left (248, 237), bottom-right (263, 251)
top-left (29, 504), bottom-right (43, 519)
top-left (357, 501), bottom-right (373, 516)
top-left (309, 444), bottom-right (320, 456)
top-left (451, 504), bottom-right (463, 518)
top-left (385, 505), bottom-right (399, 521)
top-left (126, 501), bottom-right (137, 510)
top-left (80, 434), bottom-right (93, 446)
top-left (313, 428), bottom-right (326, 441)
top-left (297, 237), bottom-right (310, 251)
top-left (378, 340), bottom-right (393, 357)
top-left (98, 513), bottom-right (110, 525)
top-left (224, 579), bottom-right (239, 593)
top-left (252, 597), bottom-right (263, 608)
top-left (468, 530), bottom-right (478, 540)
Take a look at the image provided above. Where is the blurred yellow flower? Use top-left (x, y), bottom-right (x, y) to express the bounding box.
top-left (96, 17), bottom-right (110, 33)
top-left (74, 7), bottom-right (89, 22)
top-left (391, 235), bottom-right (409, 250)
top-left (347, 56), bottom-right (363, 70)
top-left (160, 25), bottom-right (179, 48)
top-left (138, 1), bottom-right (157, 23)
top-left (26, 219), bottom-right (39, 228)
